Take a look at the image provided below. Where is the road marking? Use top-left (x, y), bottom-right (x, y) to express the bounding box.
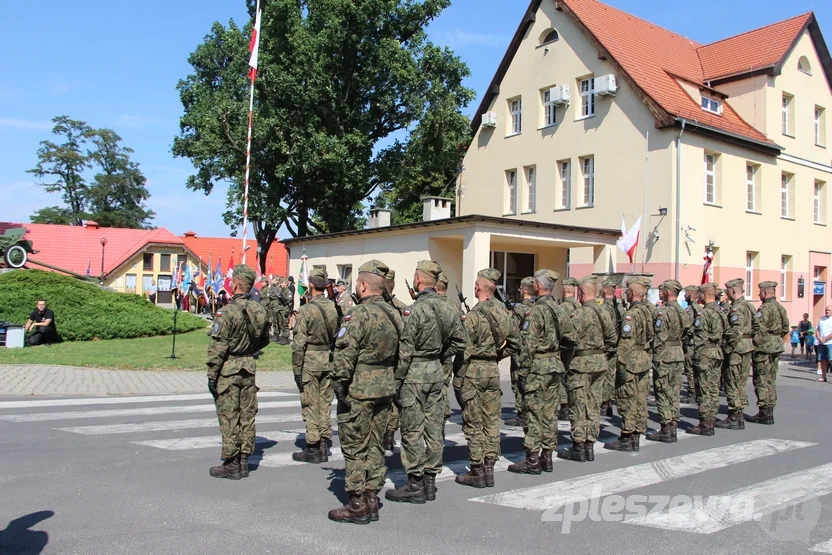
top-left (0, 400), bottom-right (314, 422)
top-left (133, 429), bottom-right (311, 450)
top-left (0, 391), bottom-right (295, 409)
top-left (625, 461), bottom-right (832, 533)
top-left (811, 538), bottom-right (832, 553)
top-left (469, 439), bottom-right (813, 511)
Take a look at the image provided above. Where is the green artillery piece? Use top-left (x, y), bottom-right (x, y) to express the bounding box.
top-left (0, 228), bottom-right (38, 269)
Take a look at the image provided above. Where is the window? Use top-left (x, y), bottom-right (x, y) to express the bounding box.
top-left (701, 96), bottom-right (721, 115)
top-left (541, 89), bottom-right (557, 127)
top-left (780, 255), bottom-right (791, 300)
top-left (798, 56), bottom-right (812, 75)
top-left (580, 156), bottom-right (594, 207)
top-left (745, 252), bottom-right (757, 299)
top-left (125, 274), bottom-right (137, 294)
top-left (142, 253), bottom-right (154, 271)
top-left (704, 153), bottom-right (717, 204)
top-left (815, 106), bottom-right (826, 146)
top-left (781, 172), bottom-right (793, 219)
top-left (815, 180), bottom-right (827, 224)
top-left (508, 97), bottom-right (522, 135)
top-left (815, 266), bottom-right (822, 281)
top-left (540, 29), bottom-right (559, 44)
top-left (505, 169), bottom-right (517, 214)
top-left (579, 77), bottom-right (595, 118)
top-left (745, 164), bottom-right (759, 212)
top-left (782, 93), bottom-right (794, 136)
top-left (160, 254), bottom-right (171, 272)
top-left (558, 160), bottom-right (571, 209)
top-left (337, 264), bottom-right (353, 285)
top-left (524, 166), bottom-right (536, 212)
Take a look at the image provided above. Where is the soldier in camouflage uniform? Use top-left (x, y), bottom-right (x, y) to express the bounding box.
top-left (276, 277), bottom-right (293, 344)
top-left (559, 277), bottom-right (581, 420)
top-left (715, 278), bottom-right (758, 430)
top-left (207, 265), bottom-right (269, 480)
top-left (599, 278), bottom-right (623, 415)
top-left (383, 269), bottom-right (408, 453)
top-left (682, 285), bottom-right (701, 403)
top-left (747, 281), bottom-right (789, 425)
top-left (291, 267), bottom-right (338, 464)
top-left (335, 279), bottom-right (355, 314)
top-left (328, 260), bottom-right (401, 525)
top-left (645, 280), bottom-right (691, 443)
top-left (687, 283), bottom-right (727, 436)
top-left (436, 272), bottom-right (466, 422)
top-left (263, 277), bottom-right (279, 338)
top-left (509, 270), bottom-right (576, 472)
top-left (455, 268), bottom-right (520, 488)
top-left (505, 276), bottom-right (535, 428)
top-left (385, 262), bottom-right (467, 504)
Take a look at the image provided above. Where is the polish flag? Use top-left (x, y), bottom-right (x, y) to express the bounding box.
top-left (701, 249), bottom-right (714, 285)
top-left (616, 216), bottom-right (641, 264)
top-left (248, 2), bottom-right (262, 81)
top-left (224, 254), bottom-right (234, 295)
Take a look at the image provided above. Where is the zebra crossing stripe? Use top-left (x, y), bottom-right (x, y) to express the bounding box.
top-left (470, 439), bottom-right (813, 511)
top-left (625, 461), bottom-right (832, 533)
top-left (0, 391), bottom-right (295, 409)
top-left (810, 538), bottom-right (832, 553)
top-left (133, 429), bottom-right (311, 450)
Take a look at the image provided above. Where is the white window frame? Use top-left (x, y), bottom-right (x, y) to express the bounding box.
top-left (579, 77), bottom-right (595, 118)
top-left (508, 98), bottom-right (522, 135)
top-left (542, 89), bottom-right (556, 127)
top-left (704, 153), bottom-right (716, 205)
top-left (782, 94), bottom-right (792, 136)
top-left (524, 166), bottom-right (536, 213)
top-left (815, 106), bottom-right (825, 146)
top-left (506, 169), bottom-right (517, 214)
top-left (781, 173), bottom-right (790, 218)
top-left (559, 160), bottom-right (571, 209)
top-left (780, 255), bottom-right (789, 300)
top-left (701, 97), bottom-right (721, 115)
top-left (745, 252), bottom-right (755, 299)
top-left (815, 180), bottom-right (824, 224)
top-left (815, 107), bottom-right (822, 145)
top-left (815, 266), bottom-right (822, 280)
top-left (581, 156), bottom-right (594, 207)
top-left (746, 164), bottom-right (756, 212)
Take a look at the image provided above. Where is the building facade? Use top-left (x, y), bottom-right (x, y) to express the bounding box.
top-left (459, 0), bottom-right (832, 323)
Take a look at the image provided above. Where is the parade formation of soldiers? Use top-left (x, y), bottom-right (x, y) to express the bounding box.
top-left (205, 261), bottom-right (790, 525)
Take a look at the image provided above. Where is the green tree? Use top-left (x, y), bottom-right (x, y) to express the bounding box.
top-left (173, 0), bottom-right (474, 271)
top-left (27, 116), bottom-right (154, 229)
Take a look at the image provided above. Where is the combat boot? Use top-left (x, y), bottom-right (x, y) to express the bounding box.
top-left (291, 442), bottom-right (323, 464)
top-left (455, 465), bottom-right (486, 488)
top-left (209, 454), bottom-right (242, 480)
top-left (239, 454), bottom-right (250, 478)
top-left (670, 422), bottom-right (678, 442)
top-left (686, 418), bottom-right (715, 436)
top-left (366, 490), bottom-right (380, 521)
top-left (557, 443), bottom-right (587, 462)
top-left (540, 449), bottom-right (554, 472)
top-left (584, 441), bottom-right (595, 461)
top-left (328, 493), bottom-right (371, 525)
top-left (483, 459), bottom-right (496, 487)
top-left (631, 433), bottom-right (640, 452)
top-left (383, 430), bottom-right (397, 453)
top-left (424, 474), bottom-right (437, 501)
top-left (714, 411), bottom-right (744, 430)
top-left (504, 415), bottom-right (524, 427)
top-left (604, 433), bottom-right (633, 452)
top-left (746, 408), bottom-right (774, 425)
top-left (385, 475), bottom-right (426, 504)
top-left (507, 453), bottom-right (542, 475)
top-left (320, 438), bottom-right (331, 463)
top-left (645, 424), bottom-right (674, 443)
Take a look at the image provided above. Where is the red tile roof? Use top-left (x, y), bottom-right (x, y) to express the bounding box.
top-left (180, 232), bottom-right (289, 278)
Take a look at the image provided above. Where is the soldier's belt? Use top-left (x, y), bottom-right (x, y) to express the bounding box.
top-left (227, 353), bottom-right (255, 359)
top-left (574, 349), bottom-right (605, 357)
top-left (305, 344), bottom-right (331, 352)
top-left (412, 355), bottom-right (441, 362)
top-left (469, 355), bottom-right (499, 361)
top-left (355, 362), bottom-right (394, 372)
top-left (535, 351), bottom-right (560, 358)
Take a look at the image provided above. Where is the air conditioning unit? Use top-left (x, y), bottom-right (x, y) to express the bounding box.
top-left (594, 74), bottom-right (617, 96)
top-left (481, 111), bottom-right (497, 128)
top-left (550, 85), bottom-right (570, 105)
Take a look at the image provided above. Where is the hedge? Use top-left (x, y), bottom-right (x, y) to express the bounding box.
top-left (0, 270), bottom-right (207, 341)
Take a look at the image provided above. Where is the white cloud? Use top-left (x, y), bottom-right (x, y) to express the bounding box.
top-left (435, 27), bottom-right (510, 48)
top-left (0, 118), bottom-right (52, 130)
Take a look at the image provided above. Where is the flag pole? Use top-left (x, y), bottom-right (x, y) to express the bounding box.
top-left (641, 130), bottom-right (649, 273)
top-left (241, 0), bottom-right (262, 265)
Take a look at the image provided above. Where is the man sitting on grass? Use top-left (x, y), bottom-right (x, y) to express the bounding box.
top-left (24, 299), bottom-right (57, 346)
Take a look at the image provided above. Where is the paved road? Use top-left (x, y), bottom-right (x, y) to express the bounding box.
top-left (1, 365), bottom-right (831, 554)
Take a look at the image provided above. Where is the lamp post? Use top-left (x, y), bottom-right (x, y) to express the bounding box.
top-left (99, 237), bottom-right (108, 285)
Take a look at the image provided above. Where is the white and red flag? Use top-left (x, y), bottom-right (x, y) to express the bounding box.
top-left (616, 216), bottom-right (641, 264)
top-left (701, 249), bottom-right (714, 285)
top-left (248, 1), bottom-right (262, 81)
top-left (224, 254), bottom-right (235, 295)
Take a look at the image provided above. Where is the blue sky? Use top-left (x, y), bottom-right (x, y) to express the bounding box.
top-left (1, 0), bottom-right (828, 239)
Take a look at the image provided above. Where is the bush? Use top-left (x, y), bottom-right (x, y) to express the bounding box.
top-left (0, 270), bottom-right (207, 341)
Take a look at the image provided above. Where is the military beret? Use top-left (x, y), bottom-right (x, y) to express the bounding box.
top-left (520, 276), bottom-right (535, 288)
top-left (684, 285), bottom-right (700, 293)
top-left (385, 269), bottom-right (396, 281)
top-left (628, 276), bottom-right (652, 289)
top-left (534, 269), bottom-right (561, 281)
top-left (336, 279), bottom-right (347, 286)
top-left (309, 267), bottom-right (327, 281)
top-left (759, 281), bottom-right (778, 289)
top-left (725, 278), bottom-right (744, 289)
top-left (659, 279), bottom-right (683, 293)
top-left (232, 265), bottom-right (256, 288)
top-left (578, 275), bottom-right (597, 286)
top-left (478, 268), bottom-right (501, 284)
top-left (437, 272), bottom-right (449, 287)
top-left (562, 277), bottom-right (578, 287)
top-left (416, 260), bottom-right (442, 281)
top-left (601, 277), bottom-right (617, 289)
top-left (358, 259), bottom-right (390, 278)
top-left (700, 281), bottom-right (718, 291)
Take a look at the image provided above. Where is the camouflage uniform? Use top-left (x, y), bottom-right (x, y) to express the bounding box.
top-left (646, 280), bottom-right (691, 442)
top-left (749, 282), bottom-right (789, 424)
top-left (560, 278), bottom-right (581, 409)
top-left (455, 268), bottom-right (520, 488)
top-left (688, 284), bottom-right (727, 435)
top-left (291, 278), bottom-right (338, 458)
top-left (207, 266), bottom-right (268, 479)
top-left (328, 260), bottom-right (401, 524)
top-left (277, 281), bottom-right (293, 342)
top-left (599, 281), bottom-right (624, 404)
top-left (509, 279), bottom-right (535, 425)
top-left (717, 278), bottom-right (758, 429)
top-left (437, 273), bottom-right (466, 422)
top-left (383, 272), bottom-right (409, 441)
top-left (264, 281), bottom-right (279, 336)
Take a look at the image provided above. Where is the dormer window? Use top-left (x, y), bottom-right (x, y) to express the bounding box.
top-left (798, 56), bottom-right (812, 75)
top-left (539, 29), bottom-right (559, 45)
top-left (701, 96), bottom-right (722, 115)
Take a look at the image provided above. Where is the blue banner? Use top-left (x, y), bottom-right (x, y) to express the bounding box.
top-left (814, 281), bottom-right (825, 296)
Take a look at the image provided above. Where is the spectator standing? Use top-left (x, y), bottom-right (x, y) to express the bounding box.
top-left (24, 300), bottom-right (57, 346)
top-left (806, 331), bottom-right (815, 360)
top-left (790, 325), bottom-right (800, 356)
top-left (817, 306), bottom-right (832, 383)
top-left (798, 313), bottom-right (813, 356)
top-left (147, 279), bottom-right (158, 304)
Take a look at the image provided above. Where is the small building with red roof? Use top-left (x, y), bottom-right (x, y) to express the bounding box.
top-left (180, 231), bottom-right (289, 282)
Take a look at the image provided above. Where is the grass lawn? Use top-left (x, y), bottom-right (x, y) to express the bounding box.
top-left (0, 331), bottom-right (292, 371)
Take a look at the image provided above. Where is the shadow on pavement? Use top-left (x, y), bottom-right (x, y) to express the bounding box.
top-left (0, 510), bottom-right (54, 555)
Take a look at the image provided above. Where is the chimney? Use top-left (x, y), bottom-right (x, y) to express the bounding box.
top-left (422, 197), bottom-right (453, 222)
top-left (85, 220), bottom-right (99, 229)
top-left (368, 207), bottom-right (392, 229)
top-left (183, 231), bottom-right (197, 239)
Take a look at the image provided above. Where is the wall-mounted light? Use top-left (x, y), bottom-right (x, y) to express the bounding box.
top-left (658, 207), bottom-right (668, 216)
